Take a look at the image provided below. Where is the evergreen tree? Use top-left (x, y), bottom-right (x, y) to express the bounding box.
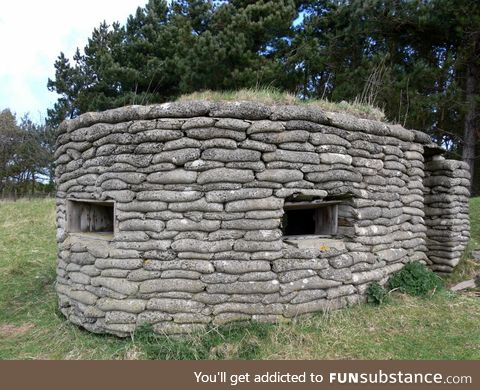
top-left (46, 0), bottom-right (480, 191)
top-left (46, 0), bottom-right (301, 126)
top-left (292, 0), bottom-right (479, 191)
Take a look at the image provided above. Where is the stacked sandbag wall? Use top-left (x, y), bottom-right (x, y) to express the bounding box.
top-left (54, 101), bottom-right (468, 336)
top-left (424, 157), bottom-right (471, 273)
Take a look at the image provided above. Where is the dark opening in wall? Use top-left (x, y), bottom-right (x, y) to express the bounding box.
top-left (67, 199), bottom-right (115, 236)
top-left (282, 200), bottom-right (339, 236)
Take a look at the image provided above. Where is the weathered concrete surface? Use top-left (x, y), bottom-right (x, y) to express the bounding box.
top-left (55, 100), bottom-right (470, 336)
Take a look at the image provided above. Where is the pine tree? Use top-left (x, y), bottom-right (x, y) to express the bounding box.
top-left (46, 0), bottom-right (302, 126)
top-left (45, 0), bottom-right (480, 192)
top-left (291, 0), bottom-right (479, 191)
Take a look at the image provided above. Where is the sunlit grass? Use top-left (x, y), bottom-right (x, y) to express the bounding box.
top-left (178, 87), bottom-right (386, 121)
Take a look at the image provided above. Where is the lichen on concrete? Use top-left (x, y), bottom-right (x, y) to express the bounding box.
top-left (55, 100), bottom-right (470, 336)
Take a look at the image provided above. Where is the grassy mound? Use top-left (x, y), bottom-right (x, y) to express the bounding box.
top-left (178, 87), bottom-right (386, 121)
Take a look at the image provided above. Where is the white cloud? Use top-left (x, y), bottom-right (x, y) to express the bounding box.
top-left (0, 0), bottom-right (147, 121)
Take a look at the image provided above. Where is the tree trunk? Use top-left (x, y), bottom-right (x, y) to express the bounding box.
top-left (31, 171), bottom-right (35, 198)
top-left (0, 154), bottom-right (5, 193)
top-left (462, 47), bottom-right (479, 194)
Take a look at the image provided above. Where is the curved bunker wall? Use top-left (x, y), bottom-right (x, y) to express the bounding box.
top-left (54, 101), bottom-right (470, 336)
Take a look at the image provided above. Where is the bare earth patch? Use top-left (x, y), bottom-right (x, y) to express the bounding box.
top-left (0, 323), bottom-right (35, 337)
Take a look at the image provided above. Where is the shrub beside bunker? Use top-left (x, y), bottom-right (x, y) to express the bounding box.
top-left (388, 261), bottom-right (444, 297)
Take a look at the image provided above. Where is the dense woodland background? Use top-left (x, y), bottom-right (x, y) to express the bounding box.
top-left (1, 0), bottom-right (479, 197)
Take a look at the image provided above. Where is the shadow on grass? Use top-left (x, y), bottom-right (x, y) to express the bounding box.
top-left (132, 322), bottom-right (275, 360)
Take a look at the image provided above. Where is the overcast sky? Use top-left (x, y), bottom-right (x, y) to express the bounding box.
top-left (0, 0), bottom-right (147, 123)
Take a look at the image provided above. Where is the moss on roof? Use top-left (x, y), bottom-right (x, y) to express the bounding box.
top-left (178, 88), bottom-right (385, 122)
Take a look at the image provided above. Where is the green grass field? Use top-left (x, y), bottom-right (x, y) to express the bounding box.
top-left (0, 198), bottom-right (479, 360)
